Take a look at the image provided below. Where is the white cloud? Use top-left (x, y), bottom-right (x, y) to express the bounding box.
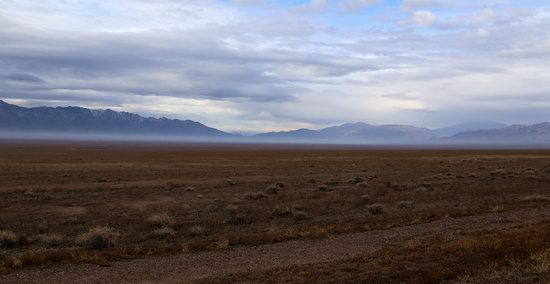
top-left (339, 0), bottom-right (380, 12)
top-left (402, 0), bottom-right (446, 10)
top-left (294, 0), bottom-right (327, 13)
top-left (413, 10), bottom-right (437, 27)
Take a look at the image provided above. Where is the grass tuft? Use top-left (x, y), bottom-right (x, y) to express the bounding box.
top-left (146, 213), bottom-right (174, 228)
top-left (367, 203), bottom-right (386, 215)
top-left (149, 227), bottom-right (177, 240)
top-left (0, 230), bottom-right (18, 249)
top-left (77, 226), bottom-right (119, 249)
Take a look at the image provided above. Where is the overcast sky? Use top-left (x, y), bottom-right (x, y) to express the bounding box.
top-left (1, 0), bottom-right (549, 133)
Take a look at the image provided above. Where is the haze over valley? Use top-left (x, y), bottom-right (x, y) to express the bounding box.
top-left (3, 100), bottom-right (550, 145)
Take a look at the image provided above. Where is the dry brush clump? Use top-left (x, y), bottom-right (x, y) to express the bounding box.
top-left (274, 182), bottom-right (286, 188)
top-left (76, 226), bottom-right (119, 249)
top-left (529, 248), bottom-right (550, 274)
top-left (367, 203), bottom-right (386, 215)
top-left (227, 215), bottom-right (252, 225)
top-left (149, 227), bottom-right (177, 240)
top-left (396, 201), bottom-right (413, 209)
top-left (293, 210), bottom-right (311, 221)
top-left (415, 186), bottom-right (431, 193)
top-left (489, 204), bottom-right (505, 213)
top-left (354, 194), bottom-right (371, 207)
top-left (210, 238), bottom-right (230, 250)
top-left (265, 184), bottom-right (280, 195)
top-left (225, 204), bottom-right (240, 215)
top-left (0, 230), bottom-right (18, 249)
top-left (272, 205), bottom-right (292, 217)
top-left (346, 177), bottom-right (364, 184)
top-left (244, 192), bottom-right (268, 200)
top-left (33, 233), bottom-right (66, 248)
top-left (318, 184), bottom-right (331, 192)
top-left (146, 213), bottom-right (174, 228)
top-left (225, 205), bottom-right (252, 225)
top-left (490, 169), bottom-right (507, 176)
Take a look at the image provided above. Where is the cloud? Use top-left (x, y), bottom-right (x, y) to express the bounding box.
top-left (232, 0), bottom-right (266, 5)
top-left (402, 0), bottom-right (447, 10)
top-left (413, 10), bottom-right (437, 27)
top-left (339, 0), bottom-right (380, 12)
top-left (0, 0), bottom-right (550, 131)
top-left (2, 73), bottom-right (46, 83)
top-left (309, 0), bottom-right (326, 10)
top-left (293, 0), bottom-right (327, 13)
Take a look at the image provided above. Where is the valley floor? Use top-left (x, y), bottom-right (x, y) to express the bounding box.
top-left (0, 142), bottom-right (549, 283)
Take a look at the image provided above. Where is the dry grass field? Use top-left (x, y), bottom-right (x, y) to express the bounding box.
top-left (0, 142), bottom-right (549, 283)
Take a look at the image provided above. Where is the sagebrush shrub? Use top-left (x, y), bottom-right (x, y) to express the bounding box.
top-left (0, 230), bottom-right (18, 249)
top-left (146, 213), bottom-right (174, 228)
top-left (367, 203), bottom-right (386, 215)
top-left (77, 226), bottom-right (119, 249)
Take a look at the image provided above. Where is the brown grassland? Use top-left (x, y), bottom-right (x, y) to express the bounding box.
top-left (0, 142), bottom-right (549, 283)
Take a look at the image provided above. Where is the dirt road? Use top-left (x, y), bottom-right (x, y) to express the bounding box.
top-left (2, 207), bottom-right (549, 284)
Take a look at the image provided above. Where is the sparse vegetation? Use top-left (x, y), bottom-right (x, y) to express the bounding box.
top-left (149, 227), bottom-right (177, 239)
top-left (265, 184), bottom-right (280, 195)
top-left (77, 226), bottom-right (119, 249)
top-left (1, 146), bottom-right (550, 283)
top-left (415, 186), bottom-right (430, 192)
top-left (34, 233), bottom-right (65, 248)
top-left (146, 213), bottom-right (174, 228)
top-left (396, 201), bottom-right (413, 209)
top-left (0, 230), bottom-right (18, 249)
top-left (367, 203), bottom-right (386, 215)
top-left (211, 238), bottom-right (230, 250)
top-left (355, 194), bottom-right (371, 206)
top-left (529, 248), bottom-right (550, 274)
top-left (293, 210), bottom-right (311, 221)
top-left (318, 184), bottom-right (330, 191)
top-left (272, 205), bottom-right (292, 217)
top-left (491, 169), bottom-right (507, 176)
top-left (489, 204), bottom-right (505, 213)
top-left (347, 177), bottom-right (364, 184)
top-left (244, 192), bottom-right (268, 200)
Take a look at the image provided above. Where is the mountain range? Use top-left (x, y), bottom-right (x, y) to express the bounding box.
top-left (451, 123), bottom-right (550, 141)
top-left (1, 100), bottom-right (549, 143)
top-left (0, 100), bottom-right (233, 138)
top-left (434, 121), bottom-right (508, 137)
top-left (253, 122), bottom-right (438, 142)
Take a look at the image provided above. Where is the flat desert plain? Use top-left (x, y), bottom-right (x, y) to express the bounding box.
top-left (0, 142), bottom-right (549, 283)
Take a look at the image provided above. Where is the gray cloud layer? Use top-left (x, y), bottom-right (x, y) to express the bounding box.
top-left (1, 0), bottom-right (549, 132)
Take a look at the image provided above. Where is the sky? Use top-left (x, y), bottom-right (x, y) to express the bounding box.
top-left (1, 0), bottom-right (550, 133)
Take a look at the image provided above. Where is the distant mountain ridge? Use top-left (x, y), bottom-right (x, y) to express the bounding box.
top-left (434, 121), bottom-right (508, 137)
top-left (254, 122), bottom-right (437, 142)
top-left (451, 122), bottom-right (550, 140)
top-left (1, 100), bottom-right (549, 143)
top-left (0, 100), bottom-right (233, 138)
